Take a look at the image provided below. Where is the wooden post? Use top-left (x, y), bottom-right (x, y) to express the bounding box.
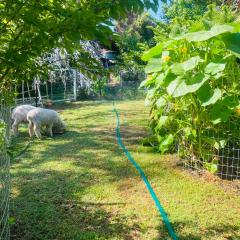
top-left (37, 83), bottom-right (43, 107)
top-left (15, 84), bottom-right (18, 105)
top-left (27, 82), bottom-right (32, 102)
top-left (45, 81), bottom-right (49, 99)
top-left (22, 81), bottom-right (25, 103)
top-left (50, 81), bottom-right (53, 100)
top-left (35, 81), bottom-right (38, 107)
top-left (62, 72), bottom-right (67, 100)
top-left (73, 70), bottom-right (77, 101)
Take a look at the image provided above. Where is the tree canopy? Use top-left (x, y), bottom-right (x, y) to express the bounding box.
top-left (0, 0), bottom-right (158, 96)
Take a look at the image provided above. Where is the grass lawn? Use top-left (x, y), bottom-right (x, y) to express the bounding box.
top-left (11, 100), bottom-right (240, 240)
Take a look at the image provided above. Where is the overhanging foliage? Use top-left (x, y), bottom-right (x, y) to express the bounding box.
top-left (0, 0), bottom-right (158, 95)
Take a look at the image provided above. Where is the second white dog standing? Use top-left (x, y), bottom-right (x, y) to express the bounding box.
top-left (12, 105), bottom-right (36, 136)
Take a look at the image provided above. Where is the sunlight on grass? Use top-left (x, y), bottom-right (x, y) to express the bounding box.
top-left (11, 100), bottom-right (240, 240)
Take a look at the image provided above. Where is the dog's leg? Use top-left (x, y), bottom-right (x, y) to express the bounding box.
top-left (28, 121), bottom-right (34, 137)
top-left (34, 124), bottom-right (42, 139)
top-left (12, 120), bottom-right (19, 136)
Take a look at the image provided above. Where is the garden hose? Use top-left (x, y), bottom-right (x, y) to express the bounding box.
top-left (113, 102), bottom-right (178, 240)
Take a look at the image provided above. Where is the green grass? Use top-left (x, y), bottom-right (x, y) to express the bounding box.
top-left (11, 100), bottom-right (240, 240)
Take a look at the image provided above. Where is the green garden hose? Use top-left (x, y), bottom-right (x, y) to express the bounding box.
top-left (113, 102), bottom-right (178, 240)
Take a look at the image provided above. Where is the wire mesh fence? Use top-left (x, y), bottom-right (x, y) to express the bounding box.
top-left (178, 116), bottom-right (240, 181)
top-left (0, 97), bottom-right (11, 240)
top-left (15, 78), bottom-right (75, 106)
top-left (102, 81), bottom-right (145, 100)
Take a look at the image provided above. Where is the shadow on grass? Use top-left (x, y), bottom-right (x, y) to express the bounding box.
top-left (10, 103), bottom-right (239, 240)
top-left (12, 131), bottom-right (239, 240)
top-left (11, 169), bottom-right (136, 240)
top-left (11, 129), bottom-right (142, 179)
top-left (10, 124), bottom-right (148, 239)
top-left (11, 121), bottom-right (150, 178)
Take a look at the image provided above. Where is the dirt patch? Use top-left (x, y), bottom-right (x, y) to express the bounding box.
top-left (180, 165), bottom-right (240, 195)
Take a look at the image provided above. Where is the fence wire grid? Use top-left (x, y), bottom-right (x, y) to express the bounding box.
top-left (0, 99), bottom-right (10, 240)
top-left (178, 115), bottom-right (240, 181)
top-left (16, 78), bottom-right (75, 106)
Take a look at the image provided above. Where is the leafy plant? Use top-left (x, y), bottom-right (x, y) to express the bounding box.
top-left (142, 6), bottom-right (240, 171)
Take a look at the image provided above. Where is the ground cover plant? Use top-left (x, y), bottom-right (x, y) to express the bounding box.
top-left (141, 5), bottom-right (240, 173)
top-left (11, 100), bottom-right (240, 240)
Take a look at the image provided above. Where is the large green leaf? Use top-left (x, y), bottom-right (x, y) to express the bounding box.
top-left (210, 96), bottom-right (238, 124)
top-left (161, 71), bottom-right (177, 87)
top-left (142, 43), bottom-right (163, 61)
top-left (197, 84), bottom-right (222, 107)
top-left (178, 25), bottom-right (233, 42)
top-left (142, 40), bottom-right (173, 61)
top-left (185, 30), bottom-right (212, 42)
top-left (145, 57), bottom-right (162, 73)
top-left (222, 33), bottom-right (240, 57)
top-left (210, 25), bottom-right (233, 37)
top-left (155, 73), bottom-right (165, 86)
top-left (203, 162), bottom-right (218, 173)
top-left (139, 77), bottom-right (155, 88)
top-left (171, 56), bottom-right (203, 75)
top-left (157, 115), bottom-right (168, 128)
top-left (156, 97), bottom-right (166, 108)
top-left (167, 76), bottom-right (183, 96)
top-left (210, 104), bottom-right (232, 124)
top-left (159, 134), bottom-right (174, 154)
top-left (205, 62), bottom-right (226, 75)
top-left (197, 84), bottom-right (211, 102)
top-left (167, 73), bottom-right (209, 97)
top-left (206, 89), bottom-right (222, 106)
top-left (229, 22), bottom-right (240, 32)
top-left (222, 96), bottom-right (239, 109)
top-left (145, 88), bottom-right (155, 106)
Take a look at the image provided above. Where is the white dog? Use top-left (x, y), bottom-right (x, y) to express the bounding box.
top-left (27, 108), bottom-right (66, 138)
top-left (12, 105), bottom-right (36, 135)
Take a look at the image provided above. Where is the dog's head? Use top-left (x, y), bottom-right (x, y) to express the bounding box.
top-left (53, 118), bottom-right (66, 134)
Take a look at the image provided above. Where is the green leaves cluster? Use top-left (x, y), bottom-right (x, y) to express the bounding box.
top-left (142, 14), bottom-right (240, 170)
top-left (0, 0), bottom-right (158, 97)
top-left (114, 12), bottom-right (158, 83)
top-left (0, 120), bottom-right (6, 151)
